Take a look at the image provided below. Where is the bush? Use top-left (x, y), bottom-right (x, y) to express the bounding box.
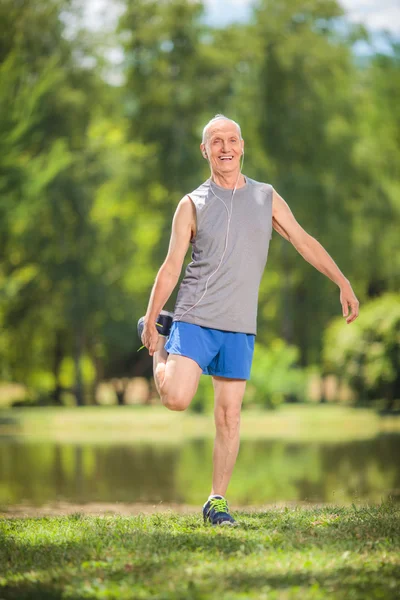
top-left (323, 293), bottom-right (400, 410)
top-left (245, 339), bottom-right (307, 409)
top-left (189, 375), bottom-right (214, 414)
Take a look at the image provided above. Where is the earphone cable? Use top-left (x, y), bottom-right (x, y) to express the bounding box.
top-left (175, 153), bottom-right (245, 321)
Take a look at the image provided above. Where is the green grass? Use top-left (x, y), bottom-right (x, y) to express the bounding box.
top-left (0, 502), bottom-right (399, 599)
top-left (1, 404), bottom-right (400, 443)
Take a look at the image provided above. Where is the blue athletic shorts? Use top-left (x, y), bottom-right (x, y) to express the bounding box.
top-left (164, 321), bottom-right (255, 380)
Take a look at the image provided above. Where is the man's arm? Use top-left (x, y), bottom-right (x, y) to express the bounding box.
top-left (142, 196), bottom-right (195, 355)
top-left (272, 188), bottom-right (359, 324)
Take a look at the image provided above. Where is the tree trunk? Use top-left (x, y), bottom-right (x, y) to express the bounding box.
top-left (88, 343), bottom-right (103, 405)
top-left (52, 331), bottom-right (64, 405)
top-left (116, 389), bottom-right (125, 406)
top-left (281, 240), bottom-right (293, 344)
top-left (74, 329), bottom-right (85, 406)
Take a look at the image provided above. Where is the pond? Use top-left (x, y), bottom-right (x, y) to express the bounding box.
top-left (1, 435), bottom-right (399, 506)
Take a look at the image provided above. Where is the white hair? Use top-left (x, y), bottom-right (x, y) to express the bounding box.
top-left (201, 114), bottom-right (242, 144)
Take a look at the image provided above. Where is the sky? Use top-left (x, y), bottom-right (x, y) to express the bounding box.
top-left (83, 0), bottom-right (399, 69)
top-left (85, 0), bottom-right (400, 35)
top-left (203, 0), bottom-right (400, 32)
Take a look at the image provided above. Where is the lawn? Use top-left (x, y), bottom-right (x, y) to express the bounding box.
top-left (1, 404), bottom-right (400, 443)
top-left (0, 502), bottom-right (399, 599)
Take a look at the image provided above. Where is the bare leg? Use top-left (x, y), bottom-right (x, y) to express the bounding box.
top-left (210, 376), bottom-right (247, 497)
top-left (152, 337), bottom-right (202, 411)
top-left (152, 336), bottom-right (169, 395)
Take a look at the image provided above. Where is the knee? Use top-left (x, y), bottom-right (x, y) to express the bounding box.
top-left (215, 408), bottom-right (241, 433)
top-left (161, 389), bottom-right (190, 412)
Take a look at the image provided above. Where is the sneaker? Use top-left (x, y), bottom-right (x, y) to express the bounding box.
top-left (203, 495), bottom-right (236, 526)
top-left (137, 310), bottom-right (174, 343)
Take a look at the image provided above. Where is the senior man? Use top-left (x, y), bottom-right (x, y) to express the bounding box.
top-left (138, 114), bottom-right (359, 526)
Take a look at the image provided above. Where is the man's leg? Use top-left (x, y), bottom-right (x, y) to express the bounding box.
top-left (153, 335), bottom-right (202, 411)
top-left (210, 376), bottom-right (247, 497)
top-left (152, 335), bottom-right (169, 396)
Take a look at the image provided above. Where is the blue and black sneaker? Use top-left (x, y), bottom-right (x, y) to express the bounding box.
top-left (137, 310), bottom-right (174, 348)
top-left (203, 495), bottom-right (236, 526)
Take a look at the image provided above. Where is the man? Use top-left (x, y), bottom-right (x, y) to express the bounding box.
top-left (138, 114), bottom-right (359, 526)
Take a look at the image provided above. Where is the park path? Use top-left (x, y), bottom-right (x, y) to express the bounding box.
top-left (0, 501), bottom-right (325, 518)
top-left (0, 502), bottom-right (199, 517)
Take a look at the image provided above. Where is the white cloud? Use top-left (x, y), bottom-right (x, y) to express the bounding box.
top-left (340, 0), bottom-right (400, 33)
top-left (203, 0), bottom-right (400, 33)
top-left (84, 0), bottom-right (400, 35)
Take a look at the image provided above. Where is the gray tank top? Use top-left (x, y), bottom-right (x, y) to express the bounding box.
top-left (173, 176), bottom-right (273, 335)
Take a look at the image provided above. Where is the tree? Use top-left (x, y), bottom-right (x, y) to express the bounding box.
top-left (323, 294), bottom-right (400, 410)
top-left (244, 0), bottom-right (367, 365)
top-left (0, 0), bottom-right (106, 404)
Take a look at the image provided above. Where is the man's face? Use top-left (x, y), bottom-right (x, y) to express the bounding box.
top-left (202, 120), bottom-right (244, 173)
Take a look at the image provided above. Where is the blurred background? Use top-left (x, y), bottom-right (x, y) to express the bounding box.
top-left (0, 0), bottom-right (399, 509)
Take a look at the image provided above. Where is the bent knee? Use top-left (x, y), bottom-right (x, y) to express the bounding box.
top-left (162, 395), bottom-right (189, 411)
top-left (160, 388), bottom-right (192, 412)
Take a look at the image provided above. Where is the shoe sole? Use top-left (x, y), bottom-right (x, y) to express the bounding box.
top-left (137, 311), bottom-right (174, 340)
top-left (204, 519), bottom-right (238, 527)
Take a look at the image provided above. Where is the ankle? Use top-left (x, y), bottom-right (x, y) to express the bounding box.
top-left (208, 493), bottom-right (225, 501)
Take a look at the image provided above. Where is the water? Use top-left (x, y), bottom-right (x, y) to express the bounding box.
top-left (0, 435), bottom-right (399, 506)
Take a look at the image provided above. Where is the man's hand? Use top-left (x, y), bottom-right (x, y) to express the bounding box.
top-left (340, 283), bottom-right (359, 324)
top-left (141, 320), bottom-right (159, 356)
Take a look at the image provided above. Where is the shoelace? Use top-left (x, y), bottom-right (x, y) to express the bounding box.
top-left (208, 498), bottom-right (229, 514)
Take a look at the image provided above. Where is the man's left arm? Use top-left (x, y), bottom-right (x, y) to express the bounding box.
top-left (272, 188), bottom-right (359, 324)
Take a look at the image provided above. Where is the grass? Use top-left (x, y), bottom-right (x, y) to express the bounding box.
top-left (0, 502), bottom-right (399, 599)
top-left (1, 404), bottom-right (400, 444)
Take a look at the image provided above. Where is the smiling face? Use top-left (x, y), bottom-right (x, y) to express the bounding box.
top-left (201, 119), bottom-right (244, 176)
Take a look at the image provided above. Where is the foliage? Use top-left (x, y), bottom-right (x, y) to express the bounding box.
top-left (0, 0), bottom-right (106, 405)
top-left (189, 375), bottom-right (214, 414)
top-left (0, 503), bottom-right (399, 599)
top-left (246, 340), bottom-right (307, 408)
top-left (323, 294), bottom-right (400, 408)
top-left (0, 0), bottom-right (399, 407)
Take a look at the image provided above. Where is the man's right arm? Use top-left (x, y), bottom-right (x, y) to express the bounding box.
top-left (142, 196), bottom-right (195, 355)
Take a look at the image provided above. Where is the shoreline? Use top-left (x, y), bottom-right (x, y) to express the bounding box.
top-left (0, 500), bottom-right (377, 518)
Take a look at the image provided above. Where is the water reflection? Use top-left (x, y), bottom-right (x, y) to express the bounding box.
top-left (0, 436), bottom-right (399, 506)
